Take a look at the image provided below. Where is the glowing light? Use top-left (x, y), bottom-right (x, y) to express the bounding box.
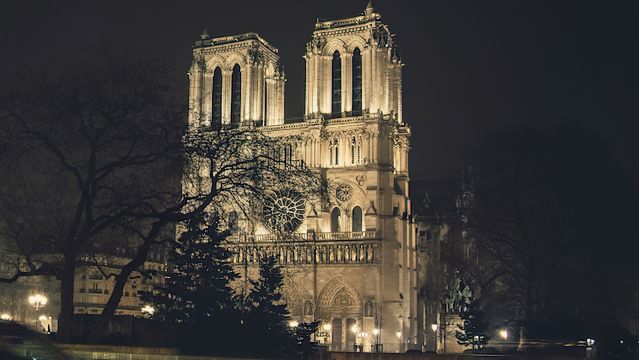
top-left (499, 329), bottom-right (508, 340)
top-left (372, 328), bottom-right (380, 336)
top-left (28, 294), bottom-right (48, 310)
top-left (431, 324), bottom-right (438, 332)
top-left (0, 313), bottom-right (11, 321)
top-left (323, 323), bottom-right (332, 332)
top-left (38, 315), bottom-right (48, 322)
top-left (396, 331), bottom-right (402, 339)
top-left (289, 320), bottom-right (299, 328)
top-left (351, 324), bottom-right (359, 334)
top-left (586, 338), bottom-right (595, 347)
top-left (141, 305), bottom-right (155, 315)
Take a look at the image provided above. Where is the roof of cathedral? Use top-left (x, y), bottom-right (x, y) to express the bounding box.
top-left (194, 32), bottom-right (278, 53)
top-left (314, 2), bottom-right (381, 31)
top-left (411, 178), bottom-right (458, 220)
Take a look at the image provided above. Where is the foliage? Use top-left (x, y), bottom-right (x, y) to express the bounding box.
top-left (241, 255), bottom-right (293, 357)
top-left (141, 213), bottom-right (237, 323)
top-left (0, 57), bottom-right (321, 342)
top-left (455, 299), bottom-right (489, 349)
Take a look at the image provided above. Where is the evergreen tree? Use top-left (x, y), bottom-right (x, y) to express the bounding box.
top-left (242, 255), bottom-right (293, 357)
top-left (455, 298), bottom-right (490, 349)
top-left (141, 213), bottom-right (241, 354)
top-left (142, 213), bottom-right (237, 322)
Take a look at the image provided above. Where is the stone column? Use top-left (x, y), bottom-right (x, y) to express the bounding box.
top-left (222, 69), bottom-right (232, 124)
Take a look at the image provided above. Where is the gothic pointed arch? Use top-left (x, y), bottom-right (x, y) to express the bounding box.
top-left (212, 66), bottom-right (222, 125)
top-left (316, 275), bottom-right (363, 320)
top-left (331, 207), bottom-right (341, 232)
top-left (351, 48), bottom-right (362, 115)
top-left (231, 64), bottom-right (242, 125)
top-left (351, 206), bottom-right (363, 232)
top-left (331, 51), bottom-right (342, 117)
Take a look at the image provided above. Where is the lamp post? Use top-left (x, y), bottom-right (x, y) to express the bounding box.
top-left (372, 328), bottom-right (380, 352)
top-left (28, 294), bottom-right (48, 311)
top-left (321, 323), bottom-right (331, 345)
top-left (141, 305), bottom-right (155, 317)
top-left (28, 294), bottom-right (48, 331)
top-left (431, 324), bottom-right (438, 353)
top-left (351, 324), bottom-right (359, 352)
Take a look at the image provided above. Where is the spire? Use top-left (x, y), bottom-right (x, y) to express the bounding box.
top-left (200, 26), bottom-right (209, 40)
top-left (365, 0), bottom-right (374, 16)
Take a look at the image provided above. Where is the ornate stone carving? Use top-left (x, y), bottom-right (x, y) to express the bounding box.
top-left (262, 188), bottom-right (306, 233)
top-left (335, 183), bottom-right (353, 202)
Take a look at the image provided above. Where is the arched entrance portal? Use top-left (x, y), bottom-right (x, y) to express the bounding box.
top-left (317, 276), bottom-right (363, 351)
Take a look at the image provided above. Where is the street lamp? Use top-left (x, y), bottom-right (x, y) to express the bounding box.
top-left (28, 294), bottom-right (48, 311)
top-left (586, 338), bottom-right (595, 347)
top-left (320, 323), bottom-right (331, 344)
top-left (499, 329), bottom-right (508, 340)
top-left (141, 305), bottom-right (155, 316)
top-left (289, 320), bottom-right (299, 328)
top-left (431, 324), bottom-right (438, 352)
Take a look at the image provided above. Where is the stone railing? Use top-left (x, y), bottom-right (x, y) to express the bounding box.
top-left (229, 231), bottom-right (378, 243)
top-left (227, 240), bottom-right (380, 265)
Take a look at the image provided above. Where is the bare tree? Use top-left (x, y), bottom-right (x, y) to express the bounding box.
top-left (0, 59), bottom-right (320, 342)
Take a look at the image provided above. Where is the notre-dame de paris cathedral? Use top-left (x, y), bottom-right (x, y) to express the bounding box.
top-left (186, 2), bottom-right (420, 353)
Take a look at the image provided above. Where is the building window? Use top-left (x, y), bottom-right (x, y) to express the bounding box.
top-left (352, 48), bottom-right (362, 115)
top-left (352, 206), bottom-right (362, 232)
top-left (231, 64), bottom-right (242, 125)
top-left (329, 139), bottom-right (339, 166)
top-left (331, 207), bottom-right (341, 232)
top-left (331, 51), bottom-right (341, 117)
top-left (212, 66), bottom-right (222, 125)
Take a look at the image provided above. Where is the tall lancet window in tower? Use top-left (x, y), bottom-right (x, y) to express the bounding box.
top-left (212, 67), bottom-right (222, 125)
top-left (263, 79), bottom-right (268, 126)
top-left (352, 48), bottom-right (362, 115)
top-left (331, 51), bottom-right (342, 117)
top-left (231, 64), bottom-right (242, 125)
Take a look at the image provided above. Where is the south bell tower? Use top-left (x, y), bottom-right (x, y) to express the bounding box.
top-left (185, 2), bottom-right (417, 353)
top-left (304, 1), bottom-right (403, 123)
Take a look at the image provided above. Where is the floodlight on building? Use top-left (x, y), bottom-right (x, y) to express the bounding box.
top-left (28, 294), bottom-right (48, 310)
top-left (431, 324), bottom-right (438, 332)
top-left (499, 329), bottom-right (508, 340)
top-left (351, 324), bottom-right (359, 334)
top-left (396, 331), bottom-right (402, 339)
top-left (38, 315), bottom-right (48, 322)
top-left (289, 320), bottom-right (299, 328)
top-left (372, 328), bottom-right (380, 336)
top-left (0, 313), bottom-right (11, 321)
top-left (323, 323), bottom-right (332, 332)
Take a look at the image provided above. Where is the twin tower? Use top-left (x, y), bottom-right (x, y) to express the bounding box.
top-left (186, 2), bottom-right (420, 354)
top-left (187, 2), bottom-right (403, 127)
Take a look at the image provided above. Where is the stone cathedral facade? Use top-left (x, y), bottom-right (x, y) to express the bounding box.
top-left (186, 3), bottom-right (418, 353)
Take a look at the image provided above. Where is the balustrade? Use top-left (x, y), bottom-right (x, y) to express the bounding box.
top-left (228, 241), bottom-right (379, 265)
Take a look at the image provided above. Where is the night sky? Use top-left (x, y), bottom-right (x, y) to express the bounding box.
top-left (0, 0), bottom-right (636, 180)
